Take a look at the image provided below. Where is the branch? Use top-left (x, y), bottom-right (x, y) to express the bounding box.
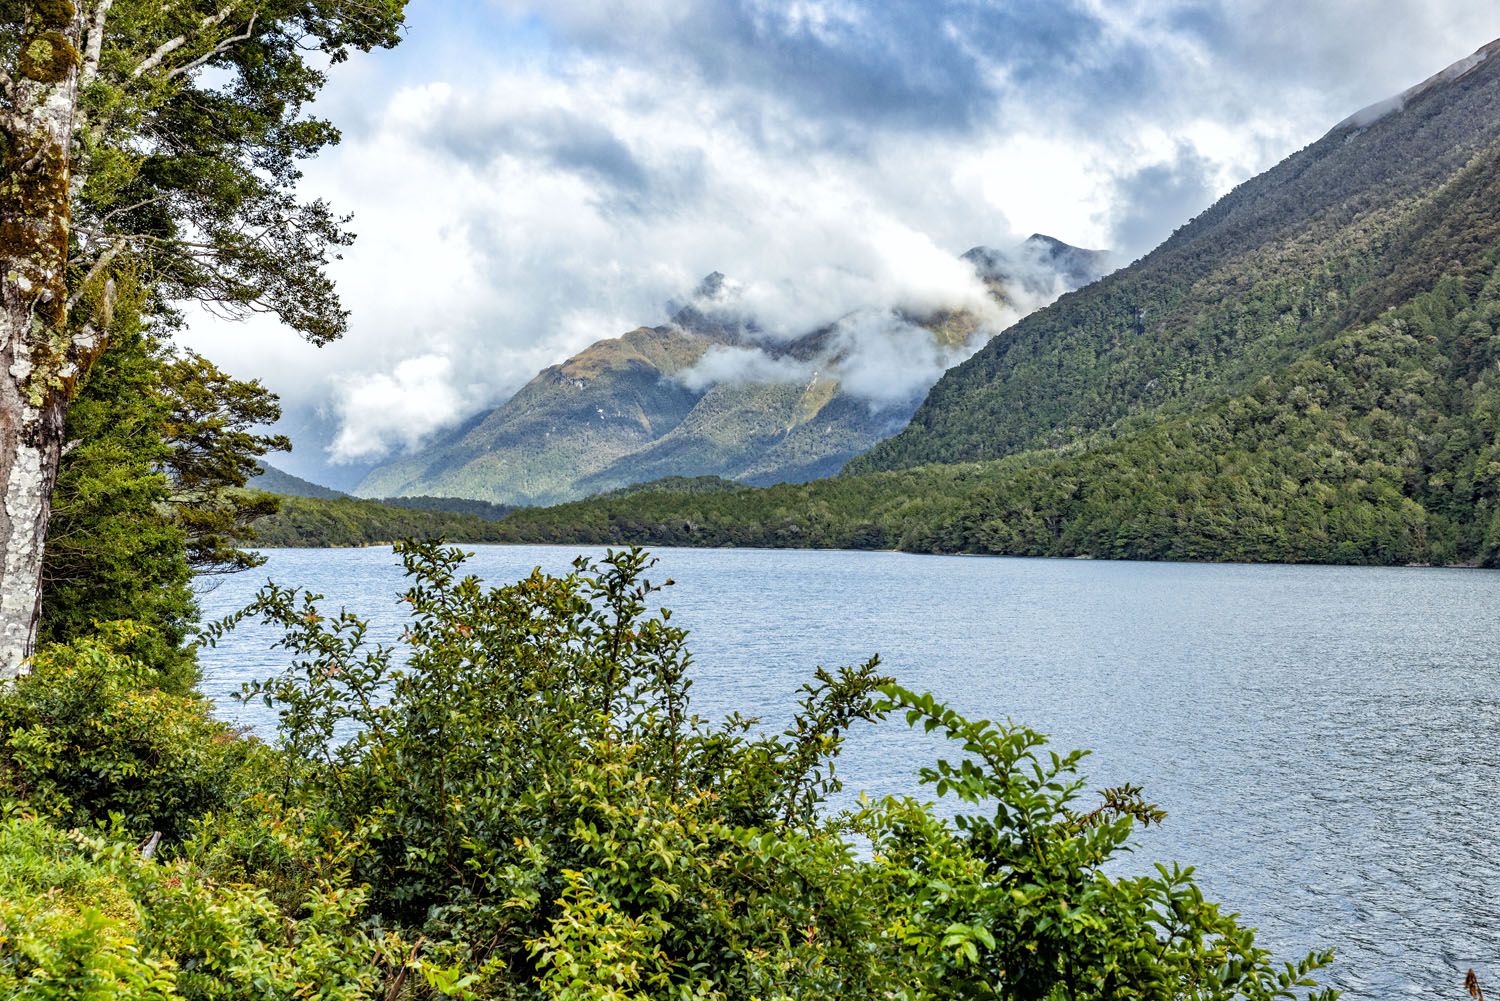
top-left (80, 0), bottom-right (116, 88)
top-left (66, 238), bottom-right (125, 312)
top-left (131, 3), bottom-right (239, 79)
top-left (164, 13), bottom-right (258, 82)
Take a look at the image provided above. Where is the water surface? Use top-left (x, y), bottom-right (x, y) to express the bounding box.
top-left (196, 546), bottom-right (1500, 999)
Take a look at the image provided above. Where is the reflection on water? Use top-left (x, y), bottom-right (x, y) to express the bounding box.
top-left (197, 545), bottom-right (1500, 999)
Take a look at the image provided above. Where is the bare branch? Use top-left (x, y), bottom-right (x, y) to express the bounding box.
top-left (165, 14), bottom-right (258, 82)
top-left (80, 0), bottom-right (116, 88)
top-left (132, 4), bottom-right (240, 79)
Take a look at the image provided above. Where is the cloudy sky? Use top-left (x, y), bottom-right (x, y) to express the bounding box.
top-left (179, 1), bottom-right (1500, 487)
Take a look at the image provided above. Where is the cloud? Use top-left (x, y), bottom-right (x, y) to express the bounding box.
top-left (830, 311), bottom-right (979, 408)
top-left (677, 345), bottom-right (816, 392)
top-left (669, 228), bottom-right (1116, 412)
top-left (1108, 142), bottom-right (1220, 260)
top-left (174, 1), bottom-right (1500, 485)
top-left (674, 308), bottom-right (998, 412)
top-left (328, 355), bottom-right (473, 462)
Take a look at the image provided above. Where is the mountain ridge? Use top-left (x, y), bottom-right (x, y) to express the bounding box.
top-left (355, 236), bottom-right (1108, 505)
top-left (848, 35), bottom-right (1500, 474)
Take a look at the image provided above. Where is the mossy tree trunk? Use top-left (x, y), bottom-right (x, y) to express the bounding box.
top-left (0, 0), bottom-right (405, 677)
top-left (0, 2), bottom-right (88, 676)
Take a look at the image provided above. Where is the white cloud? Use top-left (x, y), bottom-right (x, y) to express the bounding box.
top-left (677, 346), bottom-right (816, 392)
top-left (328, 355), bottom-right (471, 461)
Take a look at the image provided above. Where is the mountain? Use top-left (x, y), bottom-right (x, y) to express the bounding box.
top-left (251, 462), bottom-right (349, 499)
top-left (354, 237), bottom-right (1108, 506)
top-left (491, 38), bottom-right (1500, 568)
top-left (850, 38), bottom-right (1500, 474)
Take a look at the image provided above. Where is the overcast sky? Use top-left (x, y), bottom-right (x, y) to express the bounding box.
top-left (179, 1), bottom-right (1500, 485)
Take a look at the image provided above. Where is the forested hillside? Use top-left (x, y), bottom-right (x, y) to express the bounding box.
top-left (494, 41), bottom-right (1500, 567)
top-left (252, 462), bottom-right (348, 499)
top-left (356, 238), bottom-right (1107, 506)
top-left (852, 39), bottom-right (1500, 474)
top-left (249, 494), bottom-right (512, 547)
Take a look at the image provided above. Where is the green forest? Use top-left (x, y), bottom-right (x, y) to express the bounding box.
top-left (249, 495), bottom-right (513, 548)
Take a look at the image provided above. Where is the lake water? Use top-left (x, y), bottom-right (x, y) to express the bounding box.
top-left (195, 545), bottom-right (1500, 999)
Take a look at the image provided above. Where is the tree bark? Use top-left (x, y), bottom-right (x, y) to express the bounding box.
top-left (0, 3), bottom-right (86, 677)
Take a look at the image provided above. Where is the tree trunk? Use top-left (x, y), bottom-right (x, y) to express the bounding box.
top-left (0, 4), bottom-right (85, 677)
top-left (0, 389), bottom-right (64, 674)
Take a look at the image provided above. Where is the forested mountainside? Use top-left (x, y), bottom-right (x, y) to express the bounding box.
top-left (851, 38), bottom-right (1500, 474)
top-left (246, 469), bottom-right (516, 546)
top-left (354, 237), bottom-right (1107, 506)
top-left (491, 40), bottom-right (1500, 567)
top-left (252, 462), bottom-right (349, 499)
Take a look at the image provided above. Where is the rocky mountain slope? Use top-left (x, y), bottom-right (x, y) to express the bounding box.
top-left (355, 237), bottom-right (1107, 505)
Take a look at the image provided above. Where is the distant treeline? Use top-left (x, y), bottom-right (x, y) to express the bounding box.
top-left (377, 494), bottom-right (514, 520)
top-left (250, 494), bottom-right (512, 547)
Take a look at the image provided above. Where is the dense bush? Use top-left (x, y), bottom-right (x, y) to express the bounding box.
top-left (0, 810), bottom-right (377, 1000)
top-left (0, 630), bottom-right (256, 841)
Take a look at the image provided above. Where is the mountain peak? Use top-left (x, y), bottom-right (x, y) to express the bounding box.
top-left (667, 271), bottom-right (749, 339)
top-left (1024, 233), bottom-right (1071, 252)
top-left (695, 271), bottom-right (729, 300)
top-left (1336, 37), bottom-right (1500, 132)
top-left (962, 236), bottom-right (1111, 293)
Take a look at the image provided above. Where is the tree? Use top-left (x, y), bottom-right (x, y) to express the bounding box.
top-left (39, 309), bottom-right (288, 690)
top-left (0, 0), bottom-right (406, 675)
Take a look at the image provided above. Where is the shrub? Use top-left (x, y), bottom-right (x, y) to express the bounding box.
top-left (0, 810), bottom-right (377, 1001)
top-left (0, 630), bottom-right (259, 841)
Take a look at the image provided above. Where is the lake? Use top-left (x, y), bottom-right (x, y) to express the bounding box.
top-left (195, 545), bottom-right (1500, 999)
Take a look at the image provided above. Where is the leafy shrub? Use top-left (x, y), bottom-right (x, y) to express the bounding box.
top-left (0, 812), bottom-right (176, 1000)
top-left (0, 810), bottom-right (377, 1001)
top-left (859, 688), bottom-right (1335, 999)
top-left (213, 541), bottom-right (893, 994)
top-left (0, 631), bottom-right (258, 841)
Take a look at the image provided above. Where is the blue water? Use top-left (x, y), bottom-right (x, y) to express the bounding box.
top-left (195, 545), bottom-right (1500, 999)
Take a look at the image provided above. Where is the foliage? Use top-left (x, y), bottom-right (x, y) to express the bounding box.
top-left (249, 493), bottom-right (516, 547)
top-left (0, 630), bottom-right (255, 840)
top-left (194, 541), bottom-right (1337, 999)
top-left (40, 313), bottom-right (198, 688)
top-left (0, 813), bottom-right (176, 1001)
top-left (37, 0), bottom-right (409, 348)
top-left (859, 687), bottom-right (1334, 999)
top-left (0, 810), bottom-right (378, 1000)
top-left (160, 352), bottom-right (288, 578)
top-left (40, 316), bottom-right (288, 686)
